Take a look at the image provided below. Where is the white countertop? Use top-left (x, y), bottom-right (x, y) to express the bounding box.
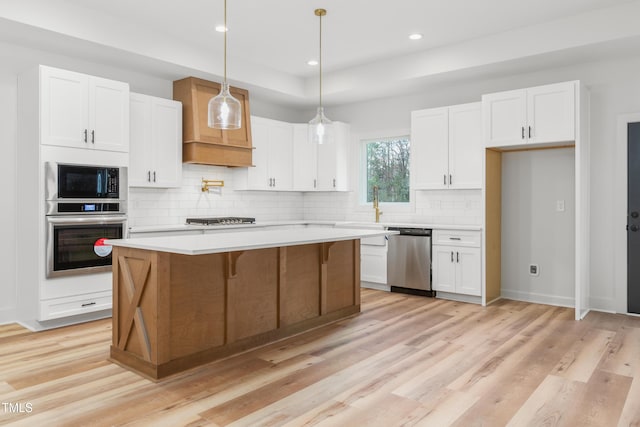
top-left (109, 227), bottom-right (398, 256)
top-left (128, 220), bottom-right (481, 234)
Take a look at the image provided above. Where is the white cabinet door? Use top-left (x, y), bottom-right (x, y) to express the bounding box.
top-left (129, 94), bottom-right (152, 186)
top-left (316, 122), bottom-right (349, 191)
top-left (39, 66), bottom-right (129, 152)
top-left (40, 67), bottom-right (89, 148)
top-left (268, 121), bottom-right (293, 190)
top-left (527, 82), bottom-right (575, 144)
top-left (456, 247), bottom-right (481, 296)
top-left (482, 89), bottom-right (527, 148)
top-left (448, 102), bottom-right (482, 189)
top-left (411, 107), bottom-right (448, 189)
top-left (432, 246), bottom-right (456, 293)
top-left (129, 93), bottom-right (182, 188)
top-left (246, 117), bottom-right (270, 190)
top-left (152, 98), bottom-right (182, 187)
top-left (89, 77), bottom-right (129, 152)
top-left (361, 244), bottom-right (387, 284)
top-left (292, 124), bottom-right (317, 191)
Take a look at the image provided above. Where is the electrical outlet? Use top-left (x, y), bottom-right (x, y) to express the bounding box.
top-left (529, 264), bottom-right (539, 276)
top-left (556, 200), bottom-right (565, 212)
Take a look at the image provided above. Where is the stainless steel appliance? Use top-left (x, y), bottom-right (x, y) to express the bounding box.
top-left (387, 227), bottom-right (434, 296)
top-left (45, 162), bottom-right (128, 277)
top-left (45, 162), bottom-right (127, 215)
top-left (46, 215), bottom-right (127, 277)
top-left (186, 217), bottom-right (255, 225)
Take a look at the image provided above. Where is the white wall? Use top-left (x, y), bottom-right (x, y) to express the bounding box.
top-left (500, 148), bottom-right (575, 307)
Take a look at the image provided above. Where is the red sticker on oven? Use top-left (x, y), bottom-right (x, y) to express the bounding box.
top-left (94, 238), bottom-right (112, 257)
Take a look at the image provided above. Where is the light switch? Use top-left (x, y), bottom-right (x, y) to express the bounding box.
top-left (556, 200), bottom-right (565, 212)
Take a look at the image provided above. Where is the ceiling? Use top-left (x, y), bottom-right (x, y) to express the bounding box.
top-left (1, 0), bottom-right (640, 107)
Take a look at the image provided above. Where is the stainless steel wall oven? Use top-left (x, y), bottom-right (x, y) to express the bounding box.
top-left (45, 162), bottom-right (127, 277)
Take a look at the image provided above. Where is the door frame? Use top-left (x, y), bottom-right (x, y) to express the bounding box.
top-left (614, 113), bottom-right (640, 314)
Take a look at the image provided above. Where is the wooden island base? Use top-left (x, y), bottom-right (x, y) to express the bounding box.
top-left (110, 239), bottom-right (361, 380)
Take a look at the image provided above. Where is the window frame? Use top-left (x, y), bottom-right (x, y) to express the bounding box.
top-left (358, 134), bottom-right (414, 214)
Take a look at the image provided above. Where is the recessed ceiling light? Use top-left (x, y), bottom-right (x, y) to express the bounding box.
top-left (409, 33), bottom-right (423, 40)
top-left (215, 25), bottom-right (228, 32)
top-left (307, 59), bottom-right (319, 66)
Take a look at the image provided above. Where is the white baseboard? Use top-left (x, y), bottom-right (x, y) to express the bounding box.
top-left (17, 309), bottom-right (112, 332)
top-left (500, 289), bottom-right (574, 308)
top-left (361, 282), bottom-right (390, 292)
top-left (436, 291), bottom-right (481, 305)
top-left (588, 296), bottom-right (616, 313)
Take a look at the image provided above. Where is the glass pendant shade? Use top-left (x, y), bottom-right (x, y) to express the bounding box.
top-left (208, 82), bottom-right (241, 130)
top-left (308, 106), bottom-right (332, 145)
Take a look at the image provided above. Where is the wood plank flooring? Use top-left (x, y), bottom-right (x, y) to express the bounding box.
top-left (1, 289), bottom-right (639, 426)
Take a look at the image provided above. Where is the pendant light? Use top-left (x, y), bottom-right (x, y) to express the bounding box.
top-left (208, 0), bottom-right (241, 129)
top-left (309, 8), bottom-right (332, 144)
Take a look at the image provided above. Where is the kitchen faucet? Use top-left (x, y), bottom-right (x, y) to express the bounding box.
top-left (373, 185), bottom-right (382, 223)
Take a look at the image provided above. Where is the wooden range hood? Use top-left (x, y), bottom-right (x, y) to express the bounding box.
top-left (173, 77), bottom-right (253, 167)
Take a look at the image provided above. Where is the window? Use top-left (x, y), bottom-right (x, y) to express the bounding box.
top-left (363, 136), bottom-right (410, 203)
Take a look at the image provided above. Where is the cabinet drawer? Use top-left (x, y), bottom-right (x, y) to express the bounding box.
top-left (361, 235), bottom-right (387, 246)
top-left (40, 292), bottom-right (112, 321)
top-left (433, 230), bottom-right (481, 247)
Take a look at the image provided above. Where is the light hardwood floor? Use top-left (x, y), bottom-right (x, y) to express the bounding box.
top-left (1, 289), bottom-right (639, 426)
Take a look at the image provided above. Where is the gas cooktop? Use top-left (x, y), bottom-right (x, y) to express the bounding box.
top-left (186, 217), bottom-right (256, 226)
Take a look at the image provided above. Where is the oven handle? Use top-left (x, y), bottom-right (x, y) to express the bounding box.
top-left (46, 215), bottom-right (128, 225)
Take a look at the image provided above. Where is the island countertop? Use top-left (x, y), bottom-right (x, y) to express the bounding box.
top-left (108, 227), bottom-right (397, 256)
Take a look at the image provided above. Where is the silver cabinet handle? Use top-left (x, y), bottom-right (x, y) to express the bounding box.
top-left (91, 130), bottom-right (95, 143)
top-left (273, 177), bottom-right (276, 187)
top-left (147, 171), bottom-right (151, 182)
top-left (84, 129), bottom-right (88, 143)
top-left (153, 171), bottom-right (156, 182)
top-left (522, 126), bottom-right (525, 139)
top-left (333, 178), bottom-right (336, 188)
top-left (449, 174), bottom-right (452, 185)
top-left (443, 174), bottom-right (447, 185)
top-left (313, 179), bottom-right (317, 188)
top-left (81, 301), bottom-right (96, 307)
top-left (451, 251), bottom-right (454, 262)
top-left (449, 237), bottom-right (461, 241)
top-left (457, 252), bottom-right (460, 263)
top-left (528, 126), bottom-right (532, 138)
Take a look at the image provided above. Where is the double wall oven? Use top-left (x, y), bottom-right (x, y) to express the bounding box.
top-left (45, 162), bottom-right (127, 277)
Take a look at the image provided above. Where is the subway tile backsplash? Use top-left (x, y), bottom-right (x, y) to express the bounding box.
top-left (129, 165), bottom-right (481, 227)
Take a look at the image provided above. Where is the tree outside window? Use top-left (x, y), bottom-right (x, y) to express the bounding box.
top-left (364, 137), bottom-right (410, 203)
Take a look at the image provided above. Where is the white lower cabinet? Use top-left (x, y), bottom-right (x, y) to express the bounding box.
top-left (40, 291), bottom-right (112, 321)
top-left (361, 239), bottom-right (387, 284)
top-left (432, 230), bottom-right (481, 296)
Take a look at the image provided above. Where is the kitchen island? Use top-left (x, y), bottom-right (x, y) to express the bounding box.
top-left (107, 227), bottom-right (395, 380)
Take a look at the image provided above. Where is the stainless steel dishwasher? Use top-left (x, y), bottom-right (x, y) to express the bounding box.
top-left (386, 227), bottom-right (434, 297)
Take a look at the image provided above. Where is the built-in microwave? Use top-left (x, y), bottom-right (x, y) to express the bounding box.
top-left (45, 162), bottom-right (127, 215)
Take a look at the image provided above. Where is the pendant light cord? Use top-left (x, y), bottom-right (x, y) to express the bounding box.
top-left (319, 11), bottom-right (323, 108)
top-left (223, 0), bottom-right (228, 84)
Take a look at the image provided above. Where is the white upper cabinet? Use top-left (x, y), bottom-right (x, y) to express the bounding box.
top-left (291, 122), bottom-right (350, 192)
top-left (292, 124), bottom-right (318, 191)
top-left (483, 81), bottom-right (575, 148)
top-left (448, 103), bottom-right (482, 189)
top-left (129, 93), bottom-right (182, 188)
top-left (40, 66), bottom-right (129, 152)
top-left (235, 116), bottom-right (293, 191)
top-left (316, 122), bottom-right (350, 191)
top-left (411, 102), bottom-right (482, 190)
